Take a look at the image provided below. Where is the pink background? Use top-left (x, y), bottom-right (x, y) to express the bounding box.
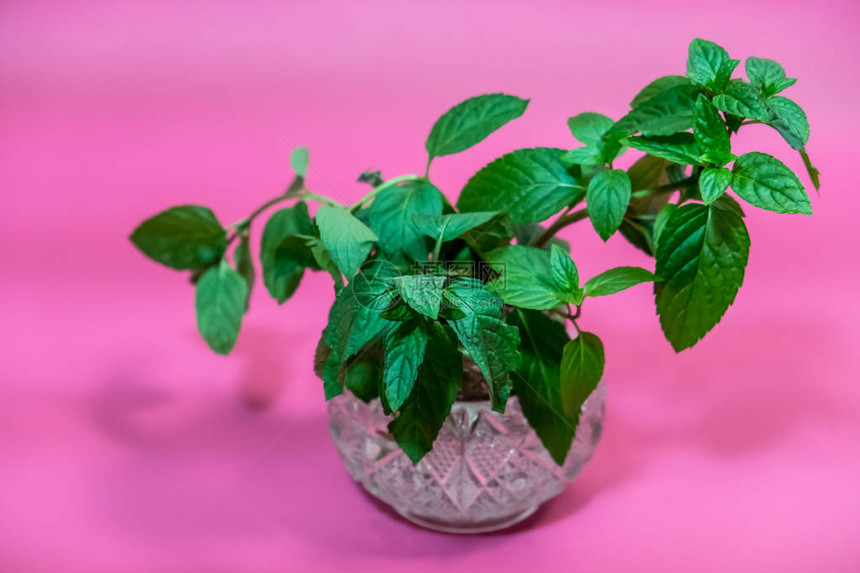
top-left (2, 1), bottom-right (859, 571)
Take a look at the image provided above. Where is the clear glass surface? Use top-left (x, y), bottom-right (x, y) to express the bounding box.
top-left (327, 381), bottom-right (606, 533)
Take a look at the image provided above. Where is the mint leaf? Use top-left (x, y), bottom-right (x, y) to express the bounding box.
top-left (260, 202), bottom-right (315, 303)
top-left (485, 245), bottom-right (563, 310)
top-left (321, 266), bottom-right (395, 398)
top-left (462, 212), bottom-right (514, 253)
top-left (550, 244), bottom-right (579, 298)
top-left (712, 82), bottom-right (770, 122)
top-left (560, 331), bottom-right (604, 420)
top-left (234, 235), bottom-right (255, 307)
top-left (565, 113), bottom-right (623, 166)
top-left (686, 38), bottom-right (739, 91)
top-left (699, 167), bottom-right (732, 204)
top-left (586, 169), bottom-right (632, 241)
top-left (800, 150), bottom-right (821, 191)
top-left (611, 83), bottom-right (700, 137)
top-left (624, 133), bottom-right (702, 165)
top-left (655, 203), bottom-right (750, 351)
top-left (343, 344), bottom-right (382, 402)
top-left (731, 152), bottom-right (811, 214)
top-left (290, 146), bottom-right (310, 177)
top-left (746, 57), bottom-right (796, 98)
top-left (388, 322), bottom-right (462, 463)
top-left (630, 75), bottom-right (692, 108)
top-left (457, 148), bottom-right (583, 224)
top-left (583, 266), bottom-right (656, 297)
top-left (693, 95), bottom-right (732, 165)
top-left (412, 211), bottom-right (500, 243)
top-left (308, 238), bottom-right (345, 293)
top-left (766, 96), bottom-right (809, 151)
top-left (568, 112), bottom-right (614, 145)
top-left (395, 274), bottom-right (446, 319)
top-left (426, 93), bottom-right (529, 160)
top-left (653, 204), bottom-right (677, 247)
top-left (195, 259), bottom-right (247, 355)
top-left (509, 309), bottom-right (576, 465)
top-left (130, 205), bottom-right (226, 270)
top-left (382, 319), bottom-right (429, 412)
top-left (443, 278), bottom-right (520, 412)
top-left (368, 180), bottom-right (443, 261)
top-left (317, 205), bottom-right (378, 278)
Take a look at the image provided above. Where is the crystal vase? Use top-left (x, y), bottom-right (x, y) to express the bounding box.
top-left (327, 380), bottom-right (606, 533)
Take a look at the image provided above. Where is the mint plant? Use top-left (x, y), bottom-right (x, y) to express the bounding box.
top-left (131, 39), bottom-right (818, 465)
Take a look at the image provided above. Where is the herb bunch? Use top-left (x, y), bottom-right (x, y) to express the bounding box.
top-left (131, 39), bottom-right (818, 465)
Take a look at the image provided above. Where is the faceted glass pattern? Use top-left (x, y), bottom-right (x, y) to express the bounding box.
top-left (327, 381), bottom-right (606, 533)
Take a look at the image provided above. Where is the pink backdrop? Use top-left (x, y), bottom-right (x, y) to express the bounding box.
top-left (2, 1), bottom-right (859, 571)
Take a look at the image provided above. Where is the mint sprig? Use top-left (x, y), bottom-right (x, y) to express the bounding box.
top-left (130, 38), bottom-right (819, 466)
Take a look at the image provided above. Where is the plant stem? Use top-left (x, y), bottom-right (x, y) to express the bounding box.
top-left (533, 208), bottom-right (590, 248)
top-left (630, 176), bottom-right (698, 199)
top-left (225, 176), bottom-right (340, 246)
top-left (351, 174), bottom-right (424, 212)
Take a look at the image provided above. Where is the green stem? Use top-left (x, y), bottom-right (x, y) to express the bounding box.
top-left (225, 176), bottom-right (341, 245)
top-left (351, 174), bottom-right (424, 212)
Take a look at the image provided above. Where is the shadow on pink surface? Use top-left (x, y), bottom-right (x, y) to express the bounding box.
top-left (78, 313), bottom-right (854, 553)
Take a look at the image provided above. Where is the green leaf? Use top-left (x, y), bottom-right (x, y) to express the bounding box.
top-left (484, 245), bottom-right (562, 310)
top-left (388, 322), bottom-right (462, 463)
top-left (343, 344), bottom-right (382, 403)
top-left (320, 265), bottom-right (395, 398)
top-left (233, 235), bottom-right (255, 307)
top-left (457, 148), bottom-right (583, 225)
top-left (509, 309), bottom-right (576, 465)
top-left (712, 82), bottom-right (770, 122)
top-left (411, 211), bottom-right (500, 243)
top-left (617, 155), bottom-right (674, 256)
top-left (586, 169), bottom-right (632, 241)
top-left (195, 259), bottom-right (247, 355)
top-left (630, 75), bottom-right (693, 108)
top-left (550, 244), bottom-right (579, 296)
top-left (308, 238), bottom-right (345, 293)
top-left (583, 266), bottom-right (657, 297)
top-left (561, 145), bottom-right (607, 166)
top-left (652, 204), bottom-right (677, 247)
top-left (624, 133), bottom-right (702, 165)
top-left (425, 93), bottom-right (529, 160)
top-left (655, 203), bottom-right (750, 351)
top-left (395, 274), bottom-right (446, 320)
top-left (693, 95), bottom-right (732, 165)
top-left (461, 212), bottom-right (514, 254)
top-left (560, 331), bottom-right (604, 419)
top-left (565, 113), bottom-right (623, 166)
top-left (290, 146), bottom-right (310, 177)
top-left (746, 57), bottom-right (796, 98)
top-left (382, 319), bottom-right (429, 412)
top-left (699, 167), bottom-right (732, 204)
top-left (730, 152), bottom-right (811, 214)
top-left (444, 278), bottom-right (521, 412)
top-left (568, 112), bottom-right (614, 145)
top-left (131, 205), bottom-right (226, 270)
top-left (611, 83), bottom-right (701, 137)
top-left (260, 202), bottom-right (315, 303)
top-left (767, 96), bottom-right (809, 151)
top-left (317, 205), bottom-right (378, 278)
top-left (800, 150), bottom-right (821, 191)
top-left (368, 180), bottom-right (443, 261)
top-left (686, 38), bottom-right (739, 91)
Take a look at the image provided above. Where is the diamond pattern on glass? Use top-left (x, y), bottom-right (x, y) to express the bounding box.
top-left (327, 382), bottom-right (606, 532)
